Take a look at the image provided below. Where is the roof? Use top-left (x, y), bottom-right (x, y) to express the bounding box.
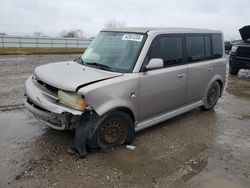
top-left (102, 27), bottom-right (222, 34)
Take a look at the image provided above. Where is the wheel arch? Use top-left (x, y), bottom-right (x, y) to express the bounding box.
top-left (103, 107), bottom-right (135, 123)
top-left (215, 79), bottom-right (224, 97)
top-left (204, 75), bottom-right (224, 99)
top-left (91, 101), bottom-right (137, 124)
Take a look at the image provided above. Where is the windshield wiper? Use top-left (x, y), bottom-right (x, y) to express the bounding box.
top-left (74, 57), bottom-right (84, 65)
top-left (85, 62), bottom-right (113, 71)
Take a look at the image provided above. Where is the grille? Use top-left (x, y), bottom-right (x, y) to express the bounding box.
top-left (237, 46), bottom-right (250, 58)
top-left (36, 79), bottom-right (59, 93)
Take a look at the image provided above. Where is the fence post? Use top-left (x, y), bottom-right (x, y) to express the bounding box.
top-left (1, 37), bottom-right (3, 48)
top-left (19, 37), bottom-right (21, 48)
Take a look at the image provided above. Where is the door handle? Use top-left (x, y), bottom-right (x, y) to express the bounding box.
top-left (208, 67), bottom-right (214, 72)
top-left (177, 74), bottom-right (184, 78)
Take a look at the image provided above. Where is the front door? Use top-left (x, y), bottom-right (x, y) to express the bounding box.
top-left (139, 35), bottom-right (187, 121)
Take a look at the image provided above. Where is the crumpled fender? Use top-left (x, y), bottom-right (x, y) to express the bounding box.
top-left (68, 111), bottom-right (99, 158)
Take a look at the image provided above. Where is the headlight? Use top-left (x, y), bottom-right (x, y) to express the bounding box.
top-left (231, 46), bottom-right (238, 52)
top-left (58, 90), bottom-right (87, 110)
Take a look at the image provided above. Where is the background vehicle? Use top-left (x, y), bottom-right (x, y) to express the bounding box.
top-left (25, 28), bottom-right (227, 150)
top-left (225, 41), bottom-right (233, 53)
top-left (229, 25), bottom-right (250, 75)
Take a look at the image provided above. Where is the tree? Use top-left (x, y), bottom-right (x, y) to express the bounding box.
top-left (0, 32), bottom-right (6, 35)
top-left (103, 20), bottom-right (126, 29)
top-left (60, 29), bottom-right (84, 38)
top-left (33, 31), bottom-right (47, 37)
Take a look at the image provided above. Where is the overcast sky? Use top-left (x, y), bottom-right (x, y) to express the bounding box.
top-left (0, 0), bottom-right (249, 40)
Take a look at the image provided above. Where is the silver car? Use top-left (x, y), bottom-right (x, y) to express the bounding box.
top-left (25, 27), bottom-right (227, 151)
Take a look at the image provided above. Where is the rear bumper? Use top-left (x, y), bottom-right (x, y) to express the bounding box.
top-left (24, 76), bottom-right (83, 130)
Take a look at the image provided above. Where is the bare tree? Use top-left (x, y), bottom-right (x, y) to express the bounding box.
top-left (33, 31), bottom-right (47, 37)
top-left (103, 20), bottom-right (126, 29)
top-left (0, 32), bottom-right (7, 35)
top-left (60, 29), bottom-right (84, 38)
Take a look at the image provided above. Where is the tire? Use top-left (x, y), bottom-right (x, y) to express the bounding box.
top-left (229, 66), bottom-right (239, 75)
top-left (87, 111), bottom-right (135, 150)
top-left (201, 82), bottom-right (221, 111)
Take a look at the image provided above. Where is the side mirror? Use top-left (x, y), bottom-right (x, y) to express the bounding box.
top-left (145, 58), bottom-right (164, 71)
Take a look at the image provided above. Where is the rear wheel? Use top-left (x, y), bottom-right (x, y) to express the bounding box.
top-left (201, 82), bottom-right (221, 111)
top-left (87, 111), bottom-right (134, 150)
top-left (229, 66), bottom-right (239, 75)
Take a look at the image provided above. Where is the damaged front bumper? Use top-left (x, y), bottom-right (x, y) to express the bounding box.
top-left (24, 76), bottom-right (83, 130)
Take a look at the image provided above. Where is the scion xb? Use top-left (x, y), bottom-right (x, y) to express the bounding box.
top-left (25, 28), bottom-right (226, 150)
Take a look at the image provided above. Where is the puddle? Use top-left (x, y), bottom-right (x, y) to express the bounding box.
top-left (0, 109), bottom-right (74, 187)
top-left (0, 110), bottom-right (45, 185)
top-left (108, 148), bottom-right (172, 177)
top-left (106, 141), bottom-right (209, 185)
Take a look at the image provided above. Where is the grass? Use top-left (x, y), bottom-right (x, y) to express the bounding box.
top-left (0, 48), bottom-right (86, 55)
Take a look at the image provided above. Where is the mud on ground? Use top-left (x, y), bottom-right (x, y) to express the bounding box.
top-left (0, 55), bottom-right (250, 188)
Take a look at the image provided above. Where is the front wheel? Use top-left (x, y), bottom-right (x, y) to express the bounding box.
top-left (201, 82), bottom-right (221, 111)
top-left (87, 111), bottom-right (135, 150)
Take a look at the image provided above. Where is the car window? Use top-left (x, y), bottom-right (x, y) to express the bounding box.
top-left (82, 32), bottom-right (146, 73)
top-left (186, 36), bottom-right (205, 62)
top-left (212, 34), bottom-right (223, 59)
top-left (148, 36), bottom-right (183, 67)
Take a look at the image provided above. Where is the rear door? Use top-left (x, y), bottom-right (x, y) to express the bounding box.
top-left (185, 35), bottom-right (216, 104)
top-left (139, 35), bottom-right (187, 121)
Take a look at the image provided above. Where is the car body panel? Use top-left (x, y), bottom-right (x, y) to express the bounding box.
top-left (34, 61), bottom-right (123, 92)
top-left (139, 65), bottom-right (187, 121)
top-left (135, 100), bottom-right (203, 132)
top-left (186, 60), bottom-right (217, 104)
top-left (77, 74), bottom-right (140, 122)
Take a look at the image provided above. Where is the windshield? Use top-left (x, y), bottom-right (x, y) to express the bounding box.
top-left (81, 32), bottom-right (146, 73)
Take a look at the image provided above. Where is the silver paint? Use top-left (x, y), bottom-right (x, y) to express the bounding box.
top-left (25, 27), bottom-right (227, 131)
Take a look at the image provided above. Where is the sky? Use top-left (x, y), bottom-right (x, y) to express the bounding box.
top-left (0, 0), bottom-right (249, 40)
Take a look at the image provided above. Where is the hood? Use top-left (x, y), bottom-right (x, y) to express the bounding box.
top-left (239, 25), bottom-right (250, 40)
top-left (34, 61), bottom-right (123, 92)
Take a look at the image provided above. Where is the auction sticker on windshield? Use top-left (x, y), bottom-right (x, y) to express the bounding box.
top-left (122, 34), bottom-right (143, 42)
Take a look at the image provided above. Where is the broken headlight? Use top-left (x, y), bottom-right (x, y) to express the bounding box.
top-left (58, 90), bottom-right (86, 110)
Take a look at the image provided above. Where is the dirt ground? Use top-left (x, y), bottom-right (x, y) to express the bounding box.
top-left (0, 55), bottom-right (250, 188)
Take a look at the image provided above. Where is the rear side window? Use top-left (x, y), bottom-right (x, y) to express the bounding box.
top-left (149, 36), bottom-right (183, 67)
top-left (186, 36), bottom-right (205, 62)
top-left (212, 34), bottom-right (223, 58)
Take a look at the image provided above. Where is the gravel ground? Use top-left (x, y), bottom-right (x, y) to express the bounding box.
top-left (0, 55), bottom-right (249, 188)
